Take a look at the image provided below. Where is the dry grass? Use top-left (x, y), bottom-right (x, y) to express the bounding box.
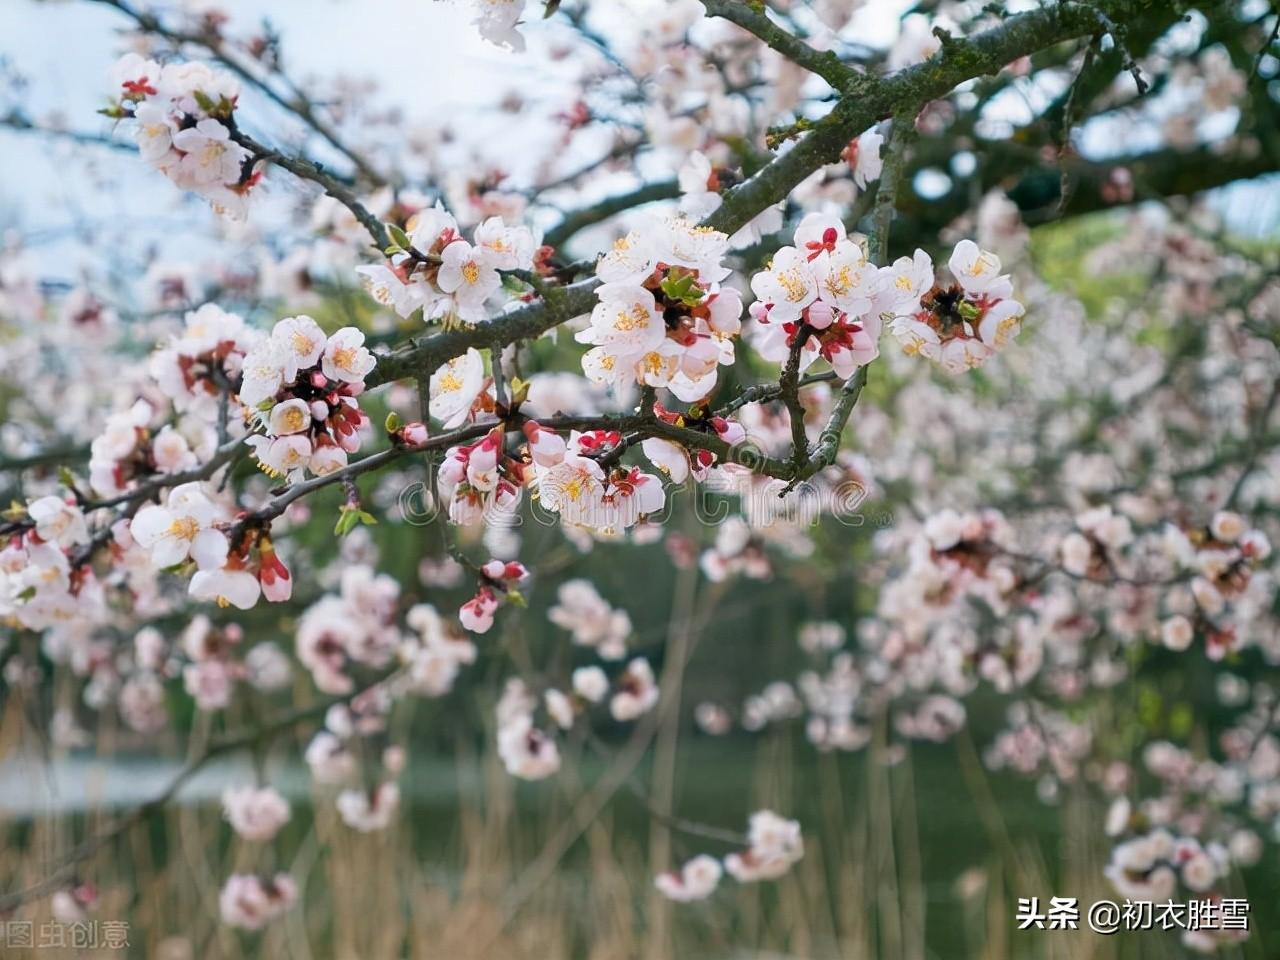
top-left (0, 693), bottom-right (1249, 960)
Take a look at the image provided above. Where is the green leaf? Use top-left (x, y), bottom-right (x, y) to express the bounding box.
top-left (506, 588), bottom-right (527, 608)
top-left (387, 223), bottom-right (411, 251)
top-left (384, 411), bottom-right (402, 434)
top-left (509, 376), bottom-right (530, 406)
top-left (334, 508), bottom-right (360, 537)
top-left (659, 271), bottom-right (704, 306)
top-left (192, 89), bottom-right (216, 112)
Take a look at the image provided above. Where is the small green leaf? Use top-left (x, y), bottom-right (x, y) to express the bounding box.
top-left (509, 376), bottom-right (530, 406)
top-left (659, 270), bottom-right (704, 306)
top-left (506, 588), bottom-right (527, 608)
top-left (387, 223), bottom-right (411, 250)
top-left (334, 507), bottom-right (360, 536)
top-left (192, 89), bottom-right (216, 112)
top-left (384, 411), bottom-right (402, 434)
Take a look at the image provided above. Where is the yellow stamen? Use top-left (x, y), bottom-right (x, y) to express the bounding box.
top-left (168, 516), bottom-right (200, 541)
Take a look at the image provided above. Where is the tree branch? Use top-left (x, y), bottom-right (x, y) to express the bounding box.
top-left (701, 0), bottom-right (855, 89)
top-left (542, 179), bottom-right (680, 250)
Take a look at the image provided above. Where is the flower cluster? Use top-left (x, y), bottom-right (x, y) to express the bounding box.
top-left (0, 497), bottom-right (96, 630)
top-left (608, 657), bottom-right (660, 721)
top-left (304, 695), bottom-right (407, 837)
top-left (579, 217), bottom-right (741, 402)
top-left (1103, 826), bottom-right (1240, 956)
top-left (496, 678), bottom-right (563, 781)
top-left (655, 809), bottom-right (804, 901)
top-left (125, 481), bottom-right (294, 611)
top-left (357, 207), bottom-right (535, 322)
top-left (438, 427), bottom-right (525, 525)
top-left (654, 856), bottom-right (723, 903)
top-left (241, 317), bottom-right (374, 483)
top-left (640, 402), bottom-right (746, 484)
top-left (88, 400), bottom-right (173, 498)
top-left (749, 213), bottom-right (890, 379)
top-left (529, 426), bottom-right (666, 534)
top-left (496, 655), bottom-right (660, 781)
top-left (296, 565), bottom-right (401, 694)
top-left (457, 558), bottom-right (529, 634)
top-left (724, 810), bottom-right (805, 882)
top-left (400, 603), bottom-right (478, 696)
top-left (150, 303), bottom-right (260, 421)
top-left (547, 578), bottom-right (633, 660)
top-left (108, 54), bottom-right (258, 217)
top-left (1161, 510), bottom-right (1271, 658)
top-left (219, 873), bottom-right (298, 930)
top-left (222, 785), bottom-right (291, 842)
top-left (889, 240), bottom-right (1025, 373)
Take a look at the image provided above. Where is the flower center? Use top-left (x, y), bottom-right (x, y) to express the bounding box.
top-left (282, 407), bottom-right (307, 432)
top-left (777, 269), bottom-right (809, 302)
top-left (614, 303), bottom-right (649, 332)
top-left (168, 516), bottom-right (200, 541)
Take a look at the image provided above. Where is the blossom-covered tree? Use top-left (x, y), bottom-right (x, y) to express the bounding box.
top-left (1, 0), bottom-right (1279, 954)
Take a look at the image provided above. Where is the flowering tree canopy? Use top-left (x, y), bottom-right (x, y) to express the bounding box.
top-left (2, 0), bottom-right (1280, 954)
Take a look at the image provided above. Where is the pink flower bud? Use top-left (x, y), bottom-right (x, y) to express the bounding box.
top-left (402, 422), bottom-right (429, 446)
top-left (806, 300), bottom-right (836, 330)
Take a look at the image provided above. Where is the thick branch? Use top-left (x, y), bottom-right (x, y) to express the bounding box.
top-left (705, 0), bottom-right (1163, 238)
